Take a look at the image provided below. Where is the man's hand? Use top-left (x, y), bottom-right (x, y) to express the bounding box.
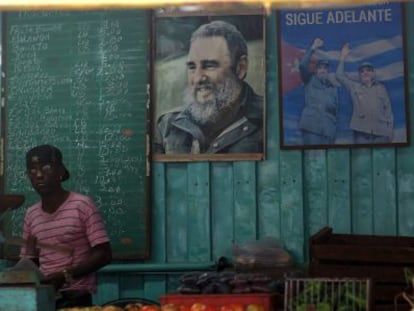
top-left (340, 43), bottom-right (351, 60)
top-left (311, 38), bottom-right (324, 50)
top-left (24, 235), bottom-right (38, 257)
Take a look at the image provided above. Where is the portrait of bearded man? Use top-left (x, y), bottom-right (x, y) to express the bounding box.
top-left (153, 19), bottom-right (264, 155)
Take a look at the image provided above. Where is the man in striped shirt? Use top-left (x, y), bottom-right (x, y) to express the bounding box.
top-left (20, 144), bottom-right (112, 308)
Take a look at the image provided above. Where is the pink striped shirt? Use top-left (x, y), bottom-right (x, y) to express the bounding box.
top-left (20, 192), bottom-right (110, 293)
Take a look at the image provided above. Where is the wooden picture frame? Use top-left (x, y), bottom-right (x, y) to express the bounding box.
top-left (278, 2), bottom-right (409, 149)
top-left (151, 6), bottom-right (266, 161)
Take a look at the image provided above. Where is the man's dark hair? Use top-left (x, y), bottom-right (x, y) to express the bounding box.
top-left (190, 20), bottom-right (248, 70)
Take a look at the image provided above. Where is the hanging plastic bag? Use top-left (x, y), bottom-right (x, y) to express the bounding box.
top-left (232, 237), bottom-right (294, 270)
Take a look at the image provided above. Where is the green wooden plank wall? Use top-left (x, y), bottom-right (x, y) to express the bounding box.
top-left (97, 4), bottom-right (414, 304)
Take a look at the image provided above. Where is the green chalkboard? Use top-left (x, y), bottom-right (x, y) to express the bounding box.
top-left (1, 10), bottom-right (150, 259)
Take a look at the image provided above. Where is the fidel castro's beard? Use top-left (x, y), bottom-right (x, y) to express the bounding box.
top-left (184, 75), bottom-right (243, 129)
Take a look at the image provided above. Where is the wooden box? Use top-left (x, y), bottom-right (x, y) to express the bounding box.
top-left (309, 226), bottom-right (414, 310)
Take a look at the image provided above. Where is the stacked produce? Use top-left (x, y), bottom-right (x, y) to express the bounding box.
top-left (285, 278), bottom-right (369, 311)
top-left (58, 304), bottom-right (152, 311)
top-left (177, 271), bottom-right (278, 295)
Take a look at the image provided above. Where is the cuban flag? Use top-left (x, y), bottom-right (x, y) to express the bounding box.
top-left (279, 2), bottom-right (406, 146)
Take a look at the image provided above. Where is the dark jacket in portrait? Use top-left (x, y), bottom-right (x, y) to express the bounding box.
top-left (299, 47), bottom-right (339, 139)
top-left (154, 82), bottom-right (263, 154)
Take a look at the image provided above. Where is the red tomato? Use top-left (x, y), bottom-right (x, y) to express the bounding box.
top-left (245, 304), bottom-right (264, 311)
top-left (179, 305), bottom-right (192, 311)
top-left (161, 303), bottom-right (179, 311)
top-left (190, 303), bottom-right (208, 311)
top-left (141, 304), bottom-right (162, 311)
top-left (219, 306), bottom-right (234, 311)
top-left (228, 303), bottom-right (244, 311)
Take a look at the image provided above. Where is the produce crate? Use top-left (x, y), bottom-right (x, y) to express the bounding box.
top-left (309, 226), bottom-right (414, 310)
top-left (160, 293), bottom-right (278, 311)
top-left (284, 277), bottom-right (371, 311)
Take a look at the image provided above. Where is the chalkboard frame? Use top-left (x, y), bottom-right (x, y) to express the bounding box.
top-left (0, 10), bottom-right (153, 261)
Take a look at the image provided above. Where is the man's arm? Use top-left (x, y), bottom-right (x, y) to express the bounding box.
top-left (42, 199), bottom-right (112, 290)
top-left (336, 43), bottom-right (353, 89)
top-left (64, 242), bottom-right (112, 278)
top-left (299, 38), bottom-right (324, 84)
top-left (41, 242), bottom-right (112, 290)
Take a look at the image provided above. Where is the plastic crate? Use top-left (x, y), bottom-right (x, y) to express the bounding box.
top-left (284, 277), bottom-right (372, 311)
top-left (160, 293), bottom-right (277, 311)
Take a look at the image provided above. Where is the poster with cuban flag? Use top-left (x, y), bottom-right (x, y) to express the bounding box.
top-left (278, 2), bottom-right (408, 149)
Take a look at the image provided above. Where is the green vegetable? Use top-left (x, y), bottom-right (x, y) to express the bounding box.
top-left (316, 302), bottom-right (331, 311)
top-left (288, 279), bottom-right (368, 310)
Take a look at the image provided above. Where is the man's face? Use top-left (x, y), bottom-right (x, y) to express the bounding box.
top-left (27, 162), bottom-right (62, 195)
top-left (316, 64), bottom-right (329, 81)
top-left (184, 36), bottom-right (242, 126)
top-left (359, 67), bottom-right (375, 85)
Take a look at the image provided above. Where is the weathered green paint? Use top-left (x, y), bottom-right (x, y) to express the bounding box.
top-left (119, 274), bottom-right (145, 299)
top-left (95, 274), bottom-right (120, 305)
top-left (233, 162), bottom-right (258, 242)
top-left (151, 163), bottom-right (167, 262)
top-left (257, 12), bottom-right (282, 240)
top-left (304, 150), bottom-right (329, 235)
top-left (187, 163), bottom-right (211, 261)
top-left (211, 163), bottom-right (235, 259)
top-left (143, 275), bottom-right (168, 302)
top-left (397, 3), bottom-right (414, 236)
top-left (351, 148), bottom-right (374, 234)
top-left (327, 149), bottom-right (351, 234)
top-left (279, 150), bottom-right (305, 260)
top-left (166, 164), bottom-right (189, 261)
top-left (372, 149), bottom-right (397, 235)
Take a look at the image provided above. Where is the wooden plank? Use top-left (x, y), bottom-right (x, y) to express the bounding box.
top-left (94, 273), bottom-right (120, 305)
top-left (280, 151), bottom-right (304, 261)
top-left (319, 233), bottom-right (414, 246)
top-left (351, 148), bottom-right (374, 234)
top-left (211, 162), bottom-right (234, 259)
top-left (166, 164), bottom-right (188, 261)
top-left (303, 150), bottom-right (328, 238)
top-left (397, 3), bottom-right (414, 237)
top-left (187, 162), bottom-right (211, 261)
top-left (152, 163), bottom-right (167, 262)
top-left (233, 161), bottom-right (258, 242)
top-left (119, 274), bottom-right (145, 299)
top-left (311, 244), bottom-right (414, 263)
top-left (397, 147), bottom-right (414, 236)
top-left (327, 149), bottom-right (351, 233)
top-left (257, 157), bottom-right (281, 239)
top-left (257, 12), bottom-right (281, 240)
top-left (144, 275), bottom-right (168, 303)
top-left (372, 148), bottom-right (397, 235)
